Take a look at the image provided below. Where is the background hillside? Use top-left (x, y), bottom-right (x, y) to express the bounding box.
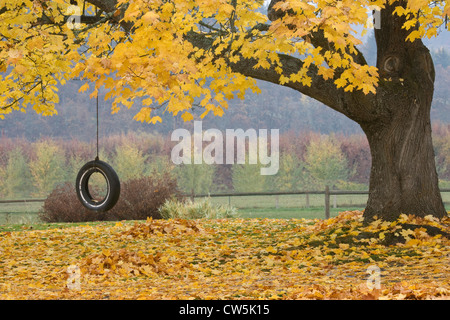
top-left (0, 34), bottom-right (449, 141)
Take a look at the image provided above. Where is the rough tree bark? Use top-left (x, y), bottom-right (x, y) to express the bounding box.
top-left (360, 1), bottom-right (446, 221)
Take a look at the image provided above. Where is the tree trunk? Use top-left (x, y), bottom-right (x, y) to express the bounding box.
top-left (360, 93), bottom-right (446, 222)
top-left (360, 1), bottom-right (446, 221)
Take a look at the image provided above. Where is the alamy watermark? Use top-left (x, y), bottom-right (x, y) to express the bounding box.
top-left (66, 5), bottom-right (82, 30)
top-left (366, 265), bottom-right (381, 290)
top-left (368, 6), bottom-right (382, 30)
top-left (171, 121), bottom-right (279, 176)
top-left (66, 265), bottom-right (81, 291)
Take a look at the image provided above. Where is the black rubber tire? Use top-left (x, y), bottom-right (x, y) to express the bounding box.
top-left (75, 160), bottom-right (120, 212)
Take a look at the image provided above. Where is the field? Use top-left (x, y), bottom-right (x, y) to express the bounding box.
top-left (1, 192), bottom-right (450, 226)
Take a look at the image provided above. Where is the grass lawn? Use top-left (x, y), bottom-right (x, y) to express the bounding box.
top-left (238, 206), bottom-right (360, 219)
top-left (0, 191), bottom-right (448, 231)
top-left (0, 208), bottom-right (352, 232)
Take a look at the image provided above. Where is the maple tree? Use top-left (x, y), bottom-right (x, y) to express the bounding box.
top-left (0, 0), bottom-right (449, 221)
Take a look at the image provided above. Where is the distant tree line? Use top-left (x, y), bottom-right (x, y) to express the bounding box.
top-left (1, 125), bottom-right (449, 199)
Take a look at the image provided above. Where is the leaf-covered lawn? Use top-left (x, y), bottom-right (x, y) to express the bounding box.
top-left (1, 211), bottom-right (449, 300)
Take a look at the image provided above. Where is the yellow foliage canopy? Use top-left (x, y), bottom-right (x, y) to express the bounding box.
top-left (0, 0), bottom-right (448, 122)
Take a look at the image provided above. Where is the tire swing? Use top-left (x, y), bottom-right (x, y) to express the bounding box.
top-left (75, 94), bottom-right (120, 212)
top-left (76, 159), bottom-right (120, 212)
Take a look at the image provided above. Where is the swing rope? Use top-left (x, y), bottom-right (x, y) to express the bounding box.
top-left (96, 93), bottom-right (99, 161)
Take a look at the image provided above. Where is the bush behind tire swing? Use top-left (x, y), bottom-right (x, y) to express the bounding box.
top-left (39, 172), bottom-right (184, 223)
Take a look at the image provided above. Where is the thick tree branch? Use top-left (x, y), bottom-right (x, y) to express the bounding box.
top-left (84, 0), bottom-right (132, 31)
top-left (36, 14), bottom-right (105, 26)
top-left (230, 52), bottom-right (378, 123)
top-left (230, 53), bottom-right (344, 113)
top-left (306, 28), bottom-right (368, 67)
top-left (184, 29), bottom-right (375, 122)
top-left (264, 0), bottom-right (378, 121)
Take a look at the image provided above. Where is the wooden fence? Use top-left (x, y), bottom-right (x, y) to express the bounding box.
top-left (1, 188), bottom-right (449, 220)
top-left (190, 188), bottom-right (450, 219)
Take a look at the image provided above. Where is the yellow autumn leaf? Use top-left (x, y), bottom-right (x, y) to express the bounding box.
top-left (405, 239), bottom-right (421, 247)
top-left (78, 83), bottom-right (89, 93)
top-left (181, 111), bottom-right (193, 122)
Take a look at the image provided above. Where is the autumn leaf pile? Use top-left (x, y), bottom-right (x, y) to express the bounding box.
top-left (0, 211), bottom-right (449, 300)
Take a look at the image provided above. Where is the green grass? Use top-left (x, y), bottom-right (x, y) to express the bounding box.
top-left (1, 191), bottom-right (449, 231)
top-left (0, 208), bottom-right (349, 232)
top-left (237, 206), bottom-right (361, 219)
top-left (0, 201), bottom-right (44, 224)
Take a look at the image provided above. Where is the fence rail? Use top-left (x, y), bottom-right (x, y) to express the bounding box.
top-left (1, 188), bottom-right (450, 220)
top-left (191, 188), bottom-right (450, 219)
top-left (191, 189), bottom-right (373, 197)
top-left (0, 199), bottom-right (47, 204)
top-left (192, 188), bottom-right (450, 198)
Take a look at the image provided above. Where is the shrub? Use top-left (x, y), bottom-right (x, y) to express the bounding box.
top-left (439, 180), bottom-right (450, 189)
top-left (0, 165), bottom-right (5, 198)
top-left (110, 172), bottom-right (184, 220)
top-left (39, 182), bottom-right (107, 223)
top-left (335, 180), bottom-right (369, 191)
top-left (159, 198), bottom-right (238, 219)
top-left (39, 172), bottom-right (183, 223)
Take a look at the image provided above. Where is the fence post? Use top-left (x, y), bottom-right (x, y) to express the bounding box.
top-left (325, 185), bottom-right (330, 219)
top-left (305, 192), bottom-right (310, 208)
